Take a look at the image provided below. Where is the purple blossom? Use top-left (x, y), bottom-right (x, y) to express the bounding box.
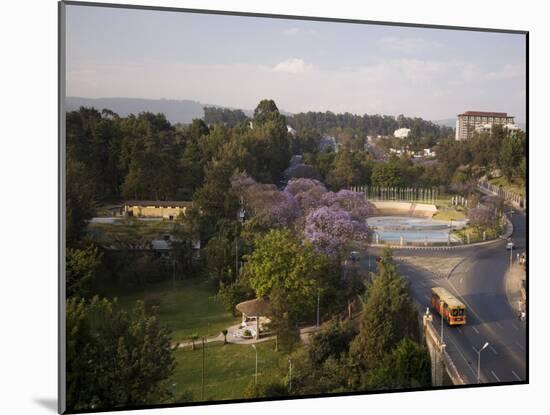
top-left (262, 190), bottom-right (300, 227)
top-left (284, 178), bottom-right (327, 196)
top-left (232, 173), bottom-right (300, 227)
top-left (320, 189), bottom-right (371, 221)
top-left (230, 172), bottom-right (257, 194)
top-left (304, 206), bottom-right (367, 255)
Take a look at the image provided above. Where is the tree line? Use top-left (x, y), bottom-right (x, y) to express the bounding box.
top-left (287, 111), bottom-right (454, 139)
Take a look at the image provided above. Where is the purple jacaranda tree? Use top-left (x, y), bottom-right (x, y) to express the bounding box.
top-left (285, 178), bottom-right (327, 196)
top-left (285, 178), bottom-right (327, 213)
top-left (468, 207), bottom-right (497, 236)
top-left (232, 173), bottom-right (370, 246)
top-left (231, 172), bottom-right (299, 227)
top-left (481, 195), bottom-right (505, 216)
top-left (304, 206), bottom-right (354, 255)
top-left (321, 189), bottom-right (371, 221)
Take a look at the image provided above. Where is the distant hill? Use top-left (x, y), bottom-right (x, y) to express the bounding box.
top-left (66, 97), bottom-right (295, 124)
top-left (66, 97), bottom-right (205, 124)
top-left (433, 118), bottom-right (456, 128)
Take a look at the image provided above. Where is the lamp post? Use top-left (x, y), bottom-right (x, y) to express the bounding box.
top-left (288, 357), bottom-right (293, 393)
top-left (251, 344), bottom-right (258, 385)
top-left (476, 342), bottom-right (489, 384)
top-left (201, 337), bottom-right (205, 400)
top-left (235, 238), bottom-right (239, 278)
top-left (440, 300), bottom-right (446, 351)
top-left (316, 289), bottom-right (320, 329)
top-left (509, 240), bottom-right (513, 269)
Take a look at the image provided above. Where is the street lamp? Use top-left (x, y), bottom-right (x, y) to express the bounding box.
top-left (316, 289), bottom-right (320, 329)
top-left (251, 344), bottom-right (258, 385)
top-left (288, 357), bottom-right (293, 393)
top-left (476, 342), bottom-right (489, 384)
top-left (440, 300), bottom-right (446, 351)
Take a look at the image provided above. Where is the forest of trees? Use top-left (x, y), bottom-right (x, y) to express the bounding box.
top-left (65, 97), bottom-right (527, 409)
top-left (287, 111), bottom-right (454, 140)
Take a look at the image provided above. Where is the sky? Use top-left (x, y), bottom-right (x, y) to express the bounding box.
top-left (65, 4), bottom-right (527, 122)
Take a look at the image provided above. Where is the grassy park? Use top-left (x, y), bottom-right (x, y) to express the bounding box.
top-left (171, 340), bottom-right (286, 402)
top-left (104, 278), bottom-right (239, 341)
top-left (432, 208), bottom-right (466, 221)
top-left (88, 218), bottom-right (176, 245)
top-left (489, 175), bottom-right (525, 197)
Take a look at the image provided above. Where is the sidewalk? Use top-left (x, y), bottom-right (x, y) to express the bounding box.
top-left (505, 261), bottom-right (526, 315)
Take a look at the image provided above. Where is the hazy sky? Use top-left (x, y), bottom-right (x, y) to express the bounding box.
top-left (65, 4), bottom-right (527, 122)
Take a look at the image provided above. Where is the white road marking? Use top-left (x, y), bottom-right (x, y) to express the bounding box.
top-left (445, 336), bottom-right (477, 379)
top-left (457, 328), bottom-right (463, 335)
top-left (491, 370), bottom-right (502, 382)
top-left (511, 322), bottom-right (519, 330)
top-left (489, 345), bottom-right (498, 355)
top-left (472, 326), bottom-right (480, 334)
top-left (495, 322), bottom-right (503, 329)
top-left (511, 370), bottom-right (522, 381)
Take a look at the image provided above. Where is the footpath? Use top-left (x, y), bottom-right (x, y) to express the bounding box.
top-left (505, 261), bottom-right (527, 317)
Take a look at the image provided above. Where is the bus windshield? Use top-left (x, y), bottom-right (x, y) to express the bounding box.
top-left (451, 308), bottom-right (464, 317)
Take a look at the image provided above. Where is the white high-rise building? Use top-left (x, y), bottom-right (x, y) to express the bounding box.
top-left (455, 111), bottom-right (515, 141)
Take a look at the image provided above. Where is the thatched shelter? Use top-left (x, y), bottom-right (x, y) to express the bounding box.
top-left (235, 298), bottom-right (271, 340)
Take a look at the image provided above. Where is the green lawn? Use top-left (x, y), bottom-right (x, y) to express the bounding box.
top-left (171, 340), bottom-right (287, 402)
top-left (488, 176), bottom-right (525, 198)
top-left (452, 224), bottom-right (501, 244)
top-left (88, 218), bottom-right (176, 245)
top-left (104, 278), bottom-right (239, 342)
top-left (434, 193), bottom-right (453, 208)
top-left (432, 209), bottom-right (466, 221)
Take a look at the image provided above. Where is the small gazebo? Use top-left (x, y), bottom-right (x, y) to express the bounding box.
top-left (235, 298), bottom-right (271, 340)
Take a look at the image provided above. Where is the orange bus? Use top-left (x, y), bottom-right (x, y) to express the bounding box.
top-left (431, 286), bottom-right (466, 326)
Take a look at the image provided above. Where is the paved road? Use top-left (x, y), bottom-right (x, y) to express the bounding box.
top-left (361, 211), bottom-right (527, 385)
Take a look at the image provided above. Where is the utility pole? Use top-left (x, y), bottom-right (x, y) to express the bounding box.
top-left (236, 238), bottom-right (239, 278)
top-left (288, 358), bottom-right (293, 393)
top-left (172, 259), bottom-right (176, 290)
top-left (440, 300), bottom-right (445, 350)
top-left (316, 289), bottom-right (320, 329)
top-left (201, 337), bottom-right (205, 400)
top-left (476, 342), bottom-right (489, 384)
top-left (251, 344), bottom-right (258, 385)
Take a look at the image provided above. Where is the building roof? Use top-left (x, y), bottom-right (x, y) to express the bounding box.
top-left (459, 111), bottom-right (509, 117)
top-left (236, 298), bottom-right (271, 317)
top-left (125, 200), bottom-right (193, 208)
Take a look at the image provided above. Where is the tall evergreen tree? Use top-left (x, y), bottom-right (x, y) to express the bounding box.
top-left (351, 248), bottom-right (419, 368)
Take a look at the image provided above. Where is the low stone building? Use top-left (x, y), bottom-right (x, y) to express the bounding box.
top-left (124, 200), bottom-right (192, 220)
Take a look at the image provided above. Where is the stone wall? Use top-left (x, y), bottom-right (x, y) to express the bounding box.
top-left (370, 201), bottom-right (438, 218)
top-left (423, 315), bottom-right (465, 386)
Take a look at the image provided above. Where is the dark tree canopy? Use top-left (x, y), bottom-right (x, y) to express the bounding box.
top-left (66, 297), bottom-right (176, 411)
top-left (351, 249), bottom-right (420, 367)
